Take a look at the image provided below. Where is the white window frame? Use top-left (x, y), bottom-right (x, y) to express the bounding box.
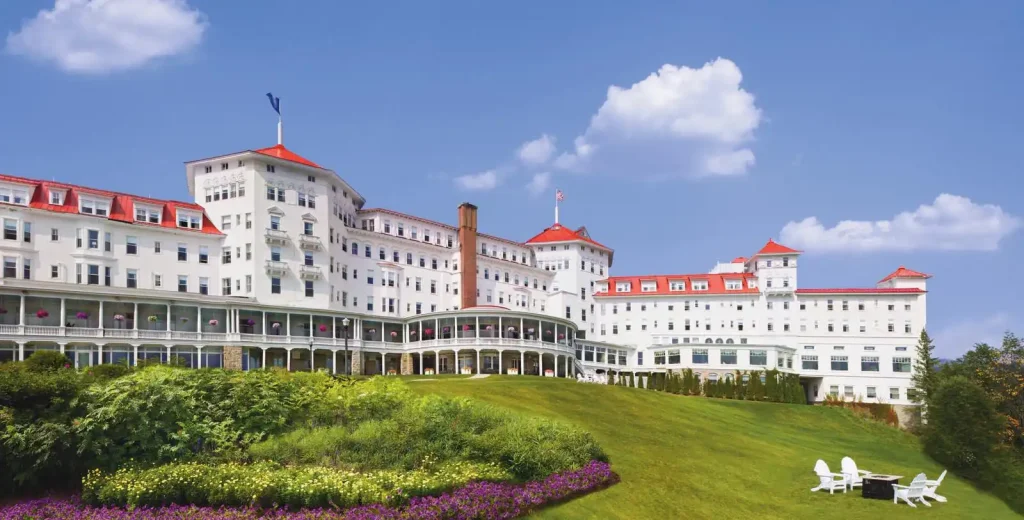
top-left (79, 196), bottom-right (111, 216)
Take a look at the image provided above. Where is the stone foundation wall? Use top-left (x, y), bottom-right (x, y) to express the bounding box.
top-left (400, 353), bottom-right (413, 375)
top-left (223, 346), bottom-right (243, 370)
top-left (351, 351), bottom-right (362, 375)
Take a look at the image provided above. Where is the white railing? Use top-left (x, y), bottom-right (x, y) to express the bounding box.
top-left (103, 329), bottom-right (135, 338)
top-left (139, 330), bottom-right (171, 340)
top-left (66, 328), bottom-right (102, 338)
top-left (171, 331), bottom-right (200, 341)
top-left (25, 325), bottom-right (62, 336)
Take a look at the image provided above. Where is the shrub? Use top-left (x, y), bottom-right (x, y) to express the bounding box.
top-left (83, 363), bottom-right (132, 382)
top-left (923, 376), bottom-right (1003, 480)
top-left (82, 460), bottom-right (510, 509)
top-left (23, 351), bottom-right (70, 372)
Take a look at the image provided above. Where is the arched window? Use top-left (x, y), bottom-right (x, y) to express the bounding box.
top-left (705, 338), bottom-right (713, 344)
top-left (708, 373), bottom-right (719, 383)
top-left (759, 373), bottom-right (767, 384)
top-left (724, 373), bottom-right (734, 383)
top-left (725, 338), bottom-right (735, 344)
top-left (715, 338), bottom-right (724, 344)
top-left (742, 373), bottom-right (750, 384)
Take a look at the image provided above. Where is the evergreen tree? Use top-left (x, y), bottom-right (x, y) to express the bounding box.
top-left (743, 371), bottom-right (756, 400)
top-left (628, 373), bottom-right (635, 388)
top-left (911, 329), bottom-right (940, 406)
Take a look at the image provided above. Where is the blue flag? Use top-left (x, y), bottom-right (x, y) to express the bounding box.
top-left (266, 92), bottom-right (281, 115)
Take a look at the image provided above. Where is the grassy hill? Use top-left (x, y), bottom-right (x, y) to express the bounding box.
top-left (406, 376), bottom-right (1020, 519)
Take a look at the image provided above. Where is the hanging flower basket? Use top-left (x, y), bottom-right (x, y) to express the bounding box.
top-left (544, 330), bottom-right (553, 336)
top-left (390, 331), bottom-right (398, 338)
top-left (462, 324), bottom-right (471, 331)
top-left (180, 317), bottom-right (189, 323)
top-left (424, 328), bottom-right (433, 335)
top-left (245, 318), bottom-right (255, 326)
top-left (527, 328), bottom-right (535, 333)
top-left (75, 311), bottom-right (89, 320)
top-left (558, 333), bottom-right (565, 339)
top-left (272, 322), bottom-right (281, 329)
top-left (319, 324), bottom-right (327, 332)
top-left (410, 330), bottom-right (417, 336)
top-left (368, 328), bottom-right (376, 334)
top-left (113, 314), bottom-right (125, 321)
top-left (442, 326), bottom-right (450, 333)
top-left (0, 308), bottom-right (7, 315)
top-left (147, 315), bottom-right (158, 322)
top-left (485, 325), bottom-right (493, 331)
top-left (208, 319), bottom-right (219, 327)
top-left (36, 309), bottom-right (49, 319)
top-left (507, 326), bottom-right (515, 332)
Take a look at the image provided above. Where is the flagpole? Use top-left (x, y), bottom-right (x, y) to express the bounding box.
top-left (554, 189), bottom-right (559, 224)
top-left (277, 100), bottom-right (283, 145)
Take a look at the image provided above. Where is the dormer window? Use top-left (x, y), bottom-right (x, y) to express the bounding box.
top-left (669, 280), bottom-right (686, 291)
top-left (49, 190), bottom-right (65, 205)
top-left (615, 282), bottom-right (632, 293)
top-left (640, 281), bottom-right (657, 292)
top-left (79, 197), bottom-right (110, 216)
top-left (692, 280), bottom-right (709, 291)
top-left (725, 279), bottom-right (742, 290)
top-left (176, 210), bottom-right (202, 230)
top-left (134, 204), bottom-right (161, 224)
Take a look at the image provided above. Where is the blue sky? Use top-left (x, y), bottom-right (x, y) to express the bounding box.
top-left (1, 1), bottom-right (1022, 357)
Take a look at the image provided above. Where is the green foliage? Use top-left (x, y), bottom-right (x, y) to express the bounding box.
top-left (83, 363), bottom-right (132, 382)
top-left (911, 329), bottom-right (939, 405)
top-left (23, 351), bottom-right (70, 372)
top-left (923, 376), bottom-right (1003, 480)
top-left (82, 460), bottom-right (509, 508)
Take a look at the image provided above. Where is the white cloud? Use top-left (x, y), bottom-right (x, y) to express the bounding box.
top-left (517, 135), bottom-right (556, 166)
top-left (933, 313), bottom-right (1011, 359)
top-left (554, 58), bottom-right (762, 178)
top-left (779, 194), bottom-right (1022, 253)
top-left (525, 172), bottom-right (551, 196)
top-left (5, 0), bottom-right (207, 74)
top-left (453, 170), bottom-right (499, 191)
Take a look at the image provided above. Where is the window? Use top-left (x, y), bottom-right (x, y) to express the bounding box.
top-left (866, 387), bottom-right (877, 399)
top-left (827, 300), bottom-right (833, 311)
top-left (134, 205), bottom-right (160, 223)
top-left (831, 356), bottom-right (849, 371)
top-left (177, 244), bottom-right (187, 261)
top-left (79, 197), bottom-right (109, 216)
top-left (86, 264), bottom-right (99, 284)
top-left (271, 277), bottom-right (281, 294)
top-left (304, 252), bottom-right (313, 266)
top-left (692, 349), bottom-right (709, 364)
top-left (154, 241), bottom-right (161, 253)
top-left (222, 278), bottom-right (232, 296)
top-left (668, 349), bottom-right (681, 364)
top-left (221, 215), bottom-right (231, 230)
top-left (51, 265), bottom-right (59, 279)
top-left (22, 222), bottom-right (31, 243)
top-left (22, 258), bottom-right (30, 279)
top-left (245, 275), bottom-right (252, 293)
top-left (888, 322), bottom-right (895, 332)
top-left (802, 355), bottom-right (818, 370)
top-left (844, 386), bottom-right (854, 399)
top-left (104, 232), bottom-right (111, 252)
top-left (49, 228), bottom-right (59, 241)
top-left (50, 191), bottom-right (63, 205)
top-left (221, 247), bottom-right (231, 264)
top-left (892, 357), bottom-right (911, 373)
top-left (176, 211), bottom-right (201, 229)
top-left (861, 356), bottom-right (880, 372)
top-left (2, 219), bottom-right (15, 240)
top-left (653, 351), bottom-right (666, 365)
top-left (750, 350), bottom-right (767, 366)
top-left (154, 274), bottom-right (162, 288)
top-left (304, 222), bottom-right (314, 236)
top-left (305, 280), bottom-right (314, 297)
top-left (126, 236), bottom-right (138, 255)
top-left (889, 387), bottom-right (900, 400)
top-left (721, 350), bottom-right (737, 365)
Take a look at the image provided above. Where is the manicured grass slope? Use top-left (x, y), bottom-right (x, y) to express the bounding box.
top-left (408, 376), bottom-right (1019, 519)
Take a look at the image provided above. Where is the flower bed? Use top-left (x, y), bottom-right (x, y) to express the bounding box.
top-left (2, 461), bottom-right (617, 519)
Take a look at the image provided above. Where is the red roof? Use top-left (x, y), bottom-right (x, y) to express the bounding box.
top-left (254, 144), bottom-right (321, 169)
top-left (594, 273), bottom-right (759, 297)
top-left (878, 266), bottom-right (931, 284)
top-left (525, 223), bottom-right (611, 251)
top-left (754, 239), bottom-right (801, 256)
top-left (795, 288), bottom-right (925, 295)
top-left (732, 257), bottom-right (747, 263)
top-left (0, 173), bottom-right (221, 235)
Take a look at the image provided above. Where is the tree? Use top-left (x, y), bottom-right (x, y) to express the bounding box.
top-left (911, 329), bottom-right (940, 406)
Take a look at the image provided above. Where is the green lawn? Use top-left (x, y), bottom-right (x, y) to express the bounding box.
top-left (407, 376), bottom-right (1020, 519)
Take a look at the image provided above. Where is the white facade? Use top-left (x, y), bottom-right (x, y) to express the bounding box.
top-left (0, 143), bottom-right (928, 407)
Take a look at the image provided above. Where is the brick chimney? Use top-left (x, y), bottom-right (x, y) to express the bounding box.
top-left (458, 203), bottom-right (478, 310)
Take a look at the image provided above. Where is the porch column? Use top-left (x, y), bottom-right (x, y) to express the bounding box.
top-left (498, 316), bottom-right (502, 338)
top-left (453, 349), bottom-right (460, 373)
top-left (418, 352), bottom-right (423, 374)
top-left (434, 318), bottom-right (439, 340)
top-left (539, 353), bottom-right (544, 376)
top-left (309, 314), bottom-right (313, 338)
top-left (286, 314), bottom-right (291, 339)
top-left (196, 307), bottom-right (201, 333)
top-left (196, 346), bottom-right (203, 368)
top-left (286, 348), bottom-right (291, 371)
top-left (435, 350), bottom-right (440, 373)
top-left (133, 345), bottom-right (138, 366)
top-left (18, 295), bottom-right (24, 326)
top-left (133, 303), bottom-right (138, 331)
top-left (17, 341), bottom-right (24, 361)
top-left (98, 300), bottom-right (104, 329)
top-left (166, 345), bottom-right (172, 362)
top-left (520, 318), bottom-right (524, 340)
top-left (59, 343), bottom-right (65, 355)
top-left (332, 316), bottom-right (337, 339)
top-left (565, 356), bottom-right (570, 378)
top-left (520, 350), bottom-right (524, 376)
top-left (97, 344), bottom-right (103, 364)
top-left (381, 353), bottom-right (385, 374)
top-left (475, 316), bottom-right (479, 337)
top-left (60, 298), bottom-right (66, 329)
top-left (498, 349), bottom-right (503, 374)
top-left (332, 350), bottom-right (337, 374)
top-left (476, 349), bottom-right (481, 374)
top-left (262, 347), bottom-right (267, 369)
top-left (166, 304), bottom-right (171, 332)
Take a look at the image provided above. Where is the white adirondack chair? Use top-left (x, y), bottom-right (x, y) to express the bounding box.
top-left (893, 473), bottom-right (930, 507)
top-left (811, 460), bottom-right (847, 494)
top-left (924, 470), bottom-right (948, 503)
top-left (841, 456), bottom-right (872, 490)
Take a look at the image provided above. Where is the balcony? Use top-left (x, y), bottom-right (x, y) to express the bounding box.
top-left (265, 228), bottom-right (289, 245)
top-left (763, 285), bottom-right (793, 295)
top-left (299, 264), bottom-right (323, 280)
top-left (265, 260), bottom-right (289, 276)
top-left (299, 234), bottom-right (323, 251)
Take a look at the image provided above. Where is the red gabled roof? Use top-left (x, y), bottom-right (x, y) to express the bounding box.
top-left (732, 256), bottom-right (747, 263)
top-left (878, 266), bottom-right (931, 284)
top-left (594, 273), bottom-right (759, 297)
top-left (254, 144), bottom-right (321, 169)
top-left (525, 223), bottom-right (611, 251)
top-left (0, 173), bottom-right (222, 235)
top-left (754, 239), bottom-right (801, 256)
top-left (795, 288), bottom-right (925, 295)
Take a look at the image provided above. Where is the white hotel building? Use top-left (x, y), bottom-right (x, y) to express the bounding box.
top-left (0, 142), bottom-right (927, 407)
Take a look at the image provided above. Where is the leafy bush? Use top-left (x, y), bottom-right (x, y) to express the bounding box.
top-left (923, 376), bottom-right (1003, 479)
top-left (82, 460), bottom-right (509, 508)
top-left (23, 351), bottom-right (70, 372)
top-left (83, 363), bottom-right (132, 382)
top-left (249, 393), bottom-right (605, 482)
